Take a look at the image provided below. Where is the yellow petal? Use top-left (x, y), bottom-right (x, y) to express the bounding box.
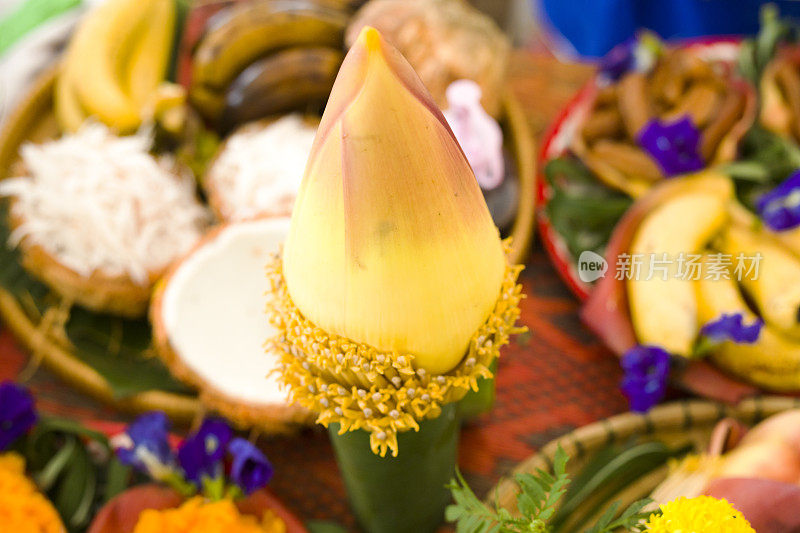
top-left (282, 27), bottom-right (505, 375)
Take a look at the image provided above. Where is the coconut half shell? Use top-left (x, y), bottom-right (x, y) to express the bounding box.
top-left (150, 217), bottom-right (311, 432)
top-left (9, 208), bottom-right (156, 318)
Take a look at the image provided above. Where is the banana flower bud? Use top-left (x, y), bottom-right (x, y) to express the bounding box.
top-left (283, 27), bottom-right (507, 375)
top-left (268, 27), bottom-right (524, 456)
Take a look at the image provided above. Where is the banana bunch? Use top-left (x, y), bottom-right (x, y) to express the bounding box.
top-left (55, 0), bottom-right (178, 133)
top-left (584, 172), bottom-right (800, 392)
top-left (188, 0), bottom-right (350, 131)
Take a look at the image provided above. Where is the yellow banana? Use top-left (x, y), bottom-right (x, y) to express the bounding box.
top-left (67, 0), bottom-right (156, 132)
top-left (191, 0), bottom-right (348, 91)
top-left (720, 224), bottom-right (800, 340)
top-left (695, 260), bottom-right (800, 391)
top-left (125, 0), bottom-right (176, 108)
top-left (54, 62), bottom-right (89, 133)
top-left (627, 176), bottom-right (732, 356)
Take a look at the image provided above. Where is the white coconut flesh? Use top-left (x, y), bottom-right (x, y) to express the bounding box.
top-left (161, 217), bottom-right (291, 407)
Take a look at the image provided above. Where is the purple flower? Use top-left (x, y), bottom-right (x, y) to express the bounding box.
top-left (637, 117), bottom-right (705, 176)
top-left (756, 170), bottom-right (800, 231)
top-left (0, 381), bottom-right (37, 450)
top-left (599, 38), bottom-right (637, 81)
top-left (112, 412), bottom-right (174, 480)
top-left (620, 345), bottom-right (671, 413)
top-left (178, 418), bottom-right (232, 486)
top-left (701, 313), bottom-right (763, 344)
top-left (229, 438), bottom-right (273, 495)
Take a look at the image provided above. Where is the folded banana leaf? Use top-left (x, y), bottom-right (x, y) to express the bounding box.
top-left (0, 202), bottom-right (191, 399)
top-left (706, 477), bottom-right (800, 533)
top-left (544, 156), bottom-right (632, 262)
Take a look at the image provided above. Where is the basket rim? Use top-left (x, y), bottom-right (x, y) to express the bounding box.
top-left (492, 396), bottom-right (800, 508)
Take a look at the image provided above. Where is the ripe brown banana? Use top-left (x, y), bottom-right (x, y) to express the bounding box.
top-left (191, 0), bottom-right (348, 92)
top-left (219, 46), bottom-right (343, 131)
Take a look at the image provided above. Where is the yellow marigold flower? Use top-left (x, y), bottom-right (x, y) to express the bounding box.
top-left (644, 496), bottom-right (755, 533)
top-left (0, 452), bottom-right (65, 533)
top-left (133, 496), bottom-right (286, 533)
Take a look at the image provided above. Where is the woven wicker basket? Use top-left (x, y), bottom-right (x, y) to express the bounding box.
top-left (493, 396), bottom-right (800, 530)
top-left (0, 65), bottom-right (535, 420)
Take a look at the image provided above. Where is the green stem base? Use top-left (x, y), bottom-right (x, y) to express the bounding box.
top-left (458, 358), bottom-right (498, 419)
top-left (328, 403), bottom-right (459, 533)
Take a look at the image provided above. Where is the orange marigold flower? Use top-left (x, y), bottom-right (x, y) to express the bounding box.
top-left (132, 496), bottom-right (286, 533)
top-left (0, 452), bottom-right (65, 533)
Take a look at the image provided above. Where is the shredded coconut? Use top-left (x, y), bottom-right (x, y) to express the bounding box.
top-left (205, 114), bottom-right (317, 221)
top-left (0, 123), bottom-right (209, 285)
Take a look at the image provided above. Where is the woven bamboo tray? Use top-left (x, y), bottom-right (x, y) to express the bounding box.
top-left (0, 65), bottom-right (535, 421)
top-left (493, 396), bottom-right (800, 530)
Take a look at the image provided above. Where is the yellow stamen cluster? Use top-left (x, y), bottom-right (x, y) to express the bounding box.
top-left (266, 246), bottom-right (524, 457)
top-left (133, 496), bottom-right (286, 533)
top-left (0, 452), bottom-right (65, 533)
top-left (644, 496), bottom-right (754, 533)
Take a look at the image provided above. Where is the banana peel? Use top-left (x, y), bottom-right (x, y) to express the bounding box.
top-left (190, 0), bottom-right (348, 91)
top-left (55, 0), bottom-right (176, 133)
top-left (125, 0), bottom-right (176, 108)
top-left (627, 186), bottom-right (731, 356)
top-left (54, 63), bottom-right (88, 133)
top-left (581, 171), bottom-right (733, 356)
top-left (719, 224), bottom-right (800, 340)
top-left (695, 259), bottom-right (800, 391)
top-left (66, 0), bottom-right (152, 132)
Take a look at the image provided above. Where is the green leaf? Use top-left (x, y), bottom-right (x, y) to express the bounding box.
top-left (0, 0), bottom-right (80, 55)
top-left (737, 4), bottom-right (799, 84)
top-left (585, 501), bottom-right (620, 533)
top-left (551, 441), bottom-right (687, 532)
top-left (37, 415), bottom-right (110, 446)
top-left (727, 125), bottom-right (800, 213)
top-left (103, 457), bottom-right (132, 503)
top-left (52, 442), bottom-right (96, 530)
top-left (305, 521), bottom-right (349, 533)
top-left (544, 156), bottom-right (632, 262)
top-left (34, 435), bottom-right (78, 491)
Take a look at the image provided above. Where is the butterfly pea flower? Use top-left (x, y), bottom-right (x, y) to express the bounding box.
top-left (599, 31), bottom-right (663, 82)
top-left (637, 117), bottom-right (705, 176)
top-left (620, 345), bottom-right (671, 413)
top-left (599, 38), bottom-right (637, 82)
top-left (0, 381), bottom-right (37, 450)
top-left (177, 418), bottom-right (232, 486)
top-left (756, 169), bottom-right (800, 231)
top-left (701, 313), bottom-right (763, 344)
top-left (112, 412), bottom-right (174, 481)
top-left (228, 438), bottom-right (273, 495)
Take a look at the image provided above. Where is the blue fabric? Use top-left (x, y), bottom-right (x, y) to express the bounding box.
top-left (539, 0), bottom-right (800, 58)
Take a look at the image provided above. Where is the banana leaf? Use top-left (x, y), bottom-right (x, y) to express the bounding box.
top-left (0, 202), bottom-right (191, 398)
top-left (725, 125), bottom-right (800, 211)
top-left (544, 156), bottom-right (632, 261)
top-left (329, 403), bottom-right (459, 533)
